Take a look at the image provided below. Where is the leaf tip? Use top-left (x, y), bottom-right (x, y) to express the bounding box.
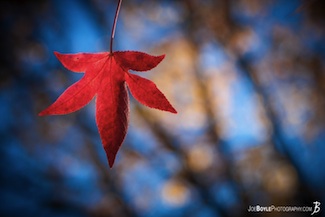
top-left (108, 155), bottom-right (116, 168)
top-left (166, 105), bottom-right (177, 114)
top-left (109, 162), bottom-right (114, 168)
top-left (53, 51), bottom-right (62, 59)
top-left (38, 110), bottom-right (47, 116)
top-left (171, 108), bottom-right (177, 114)
top-left (104, 147), bottom-right (119, 168)
top-left (157, 54), bottom-right (165, 64)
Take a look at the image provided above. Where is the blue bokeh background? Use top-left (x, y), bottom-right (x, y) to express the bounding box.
top-left (1, 0), bottom-right (325, 217)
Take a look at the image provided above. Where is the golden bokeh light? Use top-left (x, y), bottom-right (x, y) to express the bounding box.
top-left (161, 180), bottom-right (190, 207)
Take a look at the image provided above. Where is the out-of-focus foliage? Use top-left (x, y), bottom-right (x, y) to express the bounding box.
top-left (0, 0), bottom-right (324, 217)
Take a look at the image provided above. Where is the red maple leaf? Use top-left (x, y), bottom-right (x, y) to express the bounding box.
top-left (39, 51), bottom-right (177, 167)
top-left (39, 0), bottom-right (176, 167)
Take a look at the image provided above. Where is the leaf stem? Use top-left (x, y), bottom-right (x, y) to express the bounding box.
top-left (110, 0), bottom-right (122, 53)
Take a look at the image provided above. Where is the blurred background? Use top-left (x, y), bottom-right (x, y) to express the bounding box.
top-left (1, 0), bottom-right (325, 216)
